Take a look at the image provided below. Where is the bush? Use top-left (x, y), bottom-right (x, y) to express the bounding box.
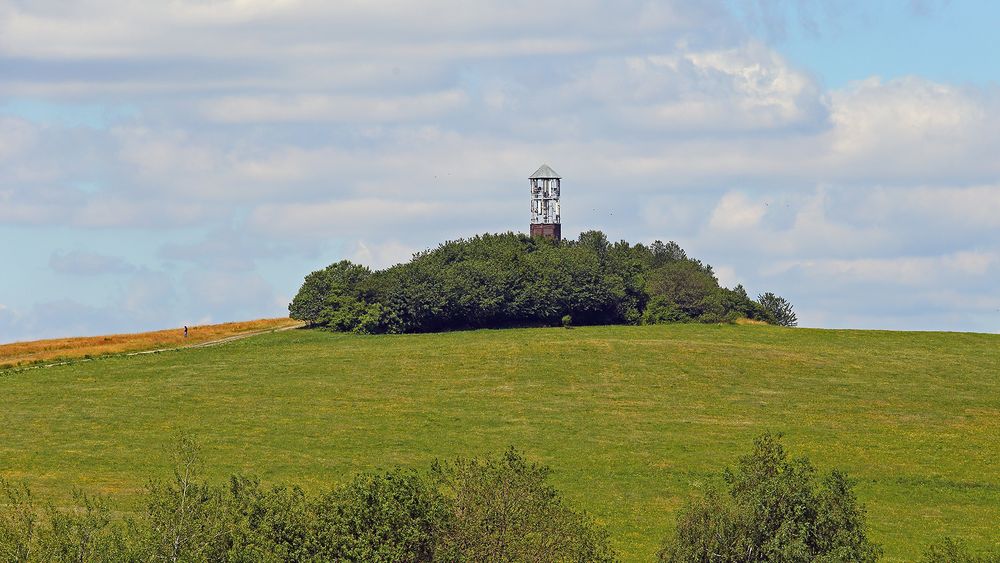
top-left (1, 439), bottom-right (615, 563)
top-left (658, 433), bottom-right (881, 563)
top-left (0, 477), bottom-right (136, 562)
top-left (310, 470), bottom-right (450, 562)
top-left (924, 538), bottom-right (1000, 563)
top-left (145, 435), bottom-right (233, 561)
top-left (432, 447), bottom-right (615, 562)
top-left (562, 314), bottom-right (573, 328)
top-left (643, 296), bottom-right (689, 324)
top-left (0, 478), bottom-right (37, 562)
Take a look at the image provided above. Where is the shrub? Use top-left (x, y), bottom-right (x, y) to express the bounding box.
top-left (658, 433), bottom-right (881, 563)
top-left (310, 470), bottom-right (450, 562)
top-left (562, 314), bottom-right (573, 328)
top-left (145, 435), bottom-right (233, 562)
top-left (3, 439), bottom-right (617, 562)
top-left (432, 447), bottom-right (615, 562)
top-left (0, 479), bottom-right (134, 562)
top-left (39, 489), bottom-right (113, 562)
top-left (924, 538), bottom-right (1000, 563)
top-left (0, 478), bottom-right (37, 562)
top-left (643, 296), bottom-right (689, 324)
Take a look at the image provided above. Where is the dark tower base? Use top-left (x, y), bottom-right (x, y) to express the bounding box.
top-left (530, 223), bottom-right (561, 240)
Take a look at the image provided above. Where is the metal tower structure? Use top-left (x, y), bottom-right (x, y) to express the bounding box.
top-left (529, 164), bottom-right (561, 240)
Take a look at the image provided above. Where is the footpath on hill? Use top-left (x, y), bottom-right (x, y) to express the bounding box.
top-left (0, 318), bottom-right (304, 370)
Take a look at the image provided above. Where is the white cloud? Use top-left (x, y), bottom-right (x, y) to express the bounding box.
top-left (350, 240), bottom-right (418, 269)
top-left (201, 90), bottom-right (469, 123)
top-left (2, 0), bottom-right (1000, 336)
top-left (868, 185), bottom-right (1000, 229)
top-left (713, 265), bottom-right (739, 288)
top-left (764, 251), bottom-right (998, 290)
top-left (709, 192), bottom-right (768, 230)
top-left (824, 77), bottom-right (1000, 183)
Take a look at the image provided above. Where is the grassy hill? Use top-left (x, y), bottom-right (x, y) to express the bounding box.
top-left (2, 324), bottom-right (998, 560)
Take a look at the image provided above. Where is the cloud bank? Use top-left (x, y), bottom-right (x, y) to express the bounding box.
top-left (1, 0), bottom-right (998, 340)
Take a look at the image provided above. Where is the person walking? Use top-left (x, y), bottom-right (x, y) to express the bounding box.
top-left (184, 325), bottom-right (188, 338)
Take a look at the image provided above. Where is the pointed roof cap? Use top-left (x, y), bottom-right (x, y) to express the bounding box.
top-left (530, 164), bottom-right (561, 179)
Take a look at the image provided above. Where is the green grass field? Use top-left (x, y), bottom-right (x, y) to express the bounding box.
top-left (2, 324), bottom-right (999, 560)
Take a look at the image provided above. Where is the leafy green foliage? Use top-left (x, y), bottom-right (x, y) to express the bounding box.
top-left (290, 231), bottom-right (795, 332)
top-left (288, 261), bottom-right (372, 327)
top-left (0, 478), bottom-right (38, 562)
top-left (758, 292), bottom-right (798, 327)
top-left (0, 441), bottom-right (613, 563)
top-left (644, 260), bottom-right (719, 321)
top-left (40, 490), bottom-right (114, 562)
top-left (642, 295), bottom-right (688, 324)
top-left (310, 470), bottom-right (449, 562)
top-left (658, 433), bottom-right (882, 563)
top-left (432, 447), bottom-right (614, 562)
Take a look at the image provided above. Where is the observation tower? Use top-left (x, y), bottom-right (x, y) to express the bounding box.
top-left (529, 164), bottom-right (561, 240)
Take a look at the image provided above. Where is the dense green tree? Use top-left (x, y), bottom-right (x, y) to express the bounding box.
top-left (643, 295), bottom-right (689, 324)
top-left (432, 447), bottom-right (615, 563)
top-left (659, 433), bottom-right (881, 563)
top-left (310, 470), bottom-right (450, 562)
top-left (288, 261), bottom-right (371, 326)
top-left (289, 231), bottom-right (796, 333)
top-left (758, 292), bottom-right (798, 327)
top-left (645, 260), bottom-right (719, 320)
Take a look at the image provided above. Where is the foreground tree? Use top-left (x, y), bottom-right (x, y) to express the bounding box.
top-left (432, 447), bottom-right (615, 562)
top-left (658, 433), bottom-right (881, 562)
top-left (1, 439), bottom-right (615, 562)
top-left (311, 470), bottom-right (450, 562)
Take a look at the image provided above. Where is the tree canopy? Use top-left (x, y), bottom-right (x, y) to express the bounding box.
top-left (290, 231), bottom-right (795, 334)
top-left (658, 433), bottom-right (882, 562)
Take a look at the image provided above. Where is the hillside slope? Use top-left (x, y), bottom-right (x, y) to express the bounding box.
top-left (0, 317), bottom-right (301, 368)
top-left (2, 325), bottom-right (998, 560)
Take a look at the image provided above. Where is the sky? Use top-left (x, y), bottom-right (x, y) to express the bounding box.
top-left (2, 0), bottom-right (999, 342)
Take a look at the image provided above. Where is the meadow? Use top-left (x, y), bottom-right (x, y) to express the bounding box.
top-left (2, 324), bottom-right (998, 561)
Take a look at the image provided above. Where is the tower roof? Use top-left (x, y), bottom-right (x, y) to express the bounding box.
top-left (530, 164), bottom-right (561, 179)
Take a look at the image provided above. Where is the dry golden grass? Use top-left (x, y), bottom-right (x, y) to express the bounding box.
top-left (0, 317), bottom-right (301, 368)
top-left (734, 317), bottom-right (770, 325)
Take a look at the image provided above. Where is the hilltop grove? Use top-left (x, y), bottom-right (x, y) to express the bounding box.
top-left (289, 231), bottom-right (797, 334)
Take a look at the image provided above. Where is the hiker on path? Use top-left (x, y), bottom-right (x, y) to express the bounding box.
top-left (184, 325), bottom-right (188, 338)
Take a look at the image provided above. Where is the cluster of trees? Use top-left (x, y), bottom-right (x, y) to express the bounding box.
top-left (3, 435), bottom-right (988, 562)
top-left (289, 232), bottom-right (798, 334)
top-left (0, 439), bottom-right (611, 562)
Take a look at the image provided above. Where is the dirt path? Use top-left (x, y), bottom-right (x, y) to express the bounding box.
top-left (15, 322), bottom-right (305, 371)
